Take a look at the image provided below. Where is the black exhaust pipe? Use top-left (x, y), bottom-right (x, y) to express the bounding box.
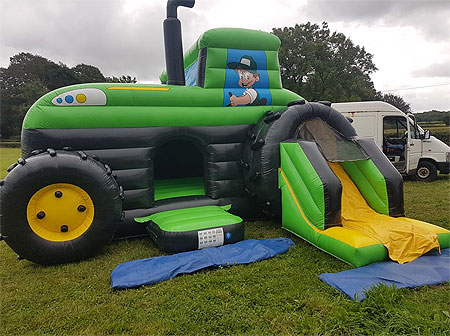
top-left (164, 0), bottom-right (195, 86)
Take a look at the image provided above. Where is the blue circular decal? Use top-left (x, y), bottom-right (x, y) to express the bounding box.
top-left (56, 98), bottom-right (63, 104)
top-left (225, 232), bottom-right (232, 240)
top-left (65, 95), bottom-right (74, 103)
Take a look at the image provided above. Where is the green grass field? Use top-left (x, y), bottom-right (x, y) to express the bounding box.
top-left (1, 148), bottom-right (449, 335)
top-left (0, 147), bottom-right (22, 179)
top-left (426, 125), bottom-right (450, 146)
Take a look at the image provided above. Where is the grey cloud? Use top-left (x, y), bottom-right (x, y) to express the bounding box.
top-left (402, 86), bottom-right (450, 112)
top-left (0, 0), bottom-right (196, 82)
top-left (412, 60), bottom-right (450, 78)
top-left (305, 0), bottom-right (450, 41)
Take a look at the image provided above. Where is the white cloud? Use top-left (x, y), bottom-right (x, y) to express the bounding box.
top-left (412, 60), bottom-right (450, 78)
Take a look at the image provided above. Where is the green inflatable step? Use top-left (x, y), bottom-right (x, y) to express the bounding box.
top-left (135, 205), bottom-right (244, 253)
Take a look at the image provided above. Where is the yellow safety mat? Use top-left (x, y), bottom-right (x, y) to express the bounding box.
top-left (329, 162), bottom-right (440, 264)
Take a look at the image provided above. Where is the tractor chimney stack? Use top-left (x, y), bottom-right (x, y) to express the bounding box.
top-left (164, 0), bottom-right (195, 86)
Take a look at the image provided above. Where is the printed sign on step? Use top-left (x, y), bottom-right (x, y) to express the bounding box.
top-left (197, 228), bottom-right (224, 249)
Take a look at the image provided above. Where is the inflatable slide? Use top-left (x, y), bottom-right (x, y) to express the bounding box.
top-left (278, 118), bottom-right (450, 267)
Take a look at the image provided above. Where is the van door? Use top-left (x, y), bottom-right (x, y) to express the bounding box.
top-left (382, 116), bottom-right (408, 172)
top-left (406, 114), bottom-right (422, 175)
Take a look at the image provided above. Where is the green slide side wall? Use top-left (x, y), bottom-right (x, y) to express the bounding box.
top-left (279, 143), bottom-right (388, 267)
top-left (340, 160), bottom-right (389, 215)
top-left (279, 168), bottom-right (387, 267)
top-left (437, 232), bottom-right (450, 249)
top-left (280, 143), bottom-right (325, 230)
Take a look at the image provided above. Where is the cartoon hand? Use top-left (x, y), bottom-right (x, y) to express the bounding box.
top-left (230, 95), bottom-right (238, 107)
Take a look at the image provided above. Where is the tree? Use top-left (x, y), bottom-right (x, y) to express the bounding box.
top-left (272, 22), bottom-right (378, 102)
top-left (3, 53), bottom-right (80, 91)
top-left (1, 80), bottom-right (48, 138)
top-left (374, 92), bottom-right (411, 113)
top-left (415, 110), bottom-right (449, 126)
top-left (105, 75), bottom-right (137, 83)
top-left (71, 64), bottom-right (106, 83)
top-left (0, 53), bottom-right (137, 139)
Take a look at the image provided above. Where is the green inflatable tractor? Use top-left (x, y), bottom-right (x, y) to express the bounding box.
top-left (2, 0), bottom-right (448, 266)
top-left (0, 0), bottom-right (300, 264)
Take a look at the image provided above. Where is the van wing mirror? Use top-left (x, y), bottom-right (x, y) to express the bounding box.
top-left (421, 130), bottom-right (430, 140)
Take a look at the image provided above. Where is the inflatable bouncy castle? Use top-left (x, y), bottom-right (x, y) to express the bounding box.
top-left (1, 0), bottom-right (449, 265)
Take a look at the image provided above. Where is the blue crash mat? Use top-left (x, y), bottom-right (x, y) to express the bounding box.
top-left (111, 238), bottom-right (295, 289)
top-left (319, 248), bottom-right (450, 301)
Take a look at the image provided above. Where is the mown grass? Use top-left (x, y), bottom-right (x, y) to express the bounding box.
top-left (0, 147), bottom-right (21, 179)
top-left (1, 148), bottom-right (449, 335)
top-left (426, 125), bottom-right (450, 146)
top-left (404, 175), bottom-right (450, 228)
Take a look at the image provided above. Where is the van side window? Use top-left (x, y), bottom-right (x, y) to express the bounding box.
top-left (383, 116), bottom-right (407, 139)
top-left (409, 122), bottom-right (419, 139)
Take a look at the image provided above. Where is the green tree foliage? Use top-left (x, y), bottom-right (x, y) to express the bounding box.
top-left (415, 110), bottom-right (450, 126)
top-left (0, 53), bottom-right (137, 139)
top-left (272, 22), bottom-right (378, 102)
top-left (375, 92), bottom-right (411, 113)
top-left (106, 75), bottom-right (137, 83)
top-left (72, 64), bottom-right (106, 83)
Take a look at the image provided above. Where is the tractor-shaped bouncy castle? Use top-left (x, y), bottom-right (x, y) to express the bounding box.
top-left (1, 0), bottom-right (448, 266)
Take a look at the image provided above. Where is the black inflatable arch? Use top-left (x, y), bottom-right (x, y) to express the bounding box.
top-left (241, 101), bottom-right (357, 216)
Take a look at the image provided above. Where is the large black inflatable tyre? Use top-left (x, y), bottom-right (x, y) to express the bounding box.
top-left (0, 150), bottom-right (123, 265)
top-left (242, 101), bottom-right (357, 217)
top-left (413, 160), bottom-right (437, 182)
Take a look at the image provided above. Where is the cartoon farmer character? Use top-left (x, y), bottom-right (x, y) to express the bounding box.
top-left (227, 55), bottom-right (266, 106)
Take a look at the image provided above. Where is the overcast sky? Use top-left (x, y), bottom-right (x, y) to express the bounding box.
top-left (1, 0), bottom-right (449, 112)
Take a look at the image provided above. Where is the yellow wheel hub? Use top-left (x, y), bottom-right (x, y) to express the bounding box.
top-left (27, 183), bottom-right (94, 242)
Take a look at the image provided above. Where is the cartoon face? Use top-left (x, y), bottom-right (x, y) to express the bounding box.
top-left (236, 69), bottom-right (259, 89)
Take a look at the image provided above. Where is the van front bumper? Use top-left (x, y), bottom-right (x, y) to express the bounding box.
top-left (437, 162), bottom-right (450, 174)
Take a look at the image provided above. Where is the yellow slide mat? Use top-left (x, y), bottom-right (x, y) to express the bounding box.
top-left (329, 162), bottom-right (440, 264)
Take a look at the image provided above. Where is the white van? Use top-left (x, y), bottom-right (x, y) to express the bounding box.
top-left (331, 101), bottom-right (450, 181)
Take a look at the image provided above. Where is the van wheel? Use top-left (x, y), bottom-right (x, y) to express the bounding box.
top-left (413, 161), bottom-right (437, 182)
